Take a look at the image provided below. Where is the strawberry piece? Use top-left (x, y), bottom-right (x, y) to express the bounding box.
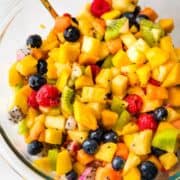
top-left (90, 65), bottom-right (101, 80)
top-left (36, 85), bottom-right (60, 107)
top-left (27, 91), bottom-right (39, 109)
top-left (125, 94), bottom-right (143, 115)
top-left (137, 113), bottom-right (158, 131)
top-left (90, 0), bottom-right (111, 17)
top-left (149, 78), bottom-right (161, 86)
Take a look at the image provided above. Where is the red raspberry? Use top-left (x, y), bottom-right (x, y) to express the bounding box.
top-left (137, 113), bottom-right (158, 131)
top-left (90, 65), bottom-right (101, 80)
top-left (27, 91), bottom-right (39, 109)
top-left (149, 78), bottom-right (161, 86)
top-left (125, 94), bottom-right (143, 115)
top-left (90, 0), bottom-right (111, 17)
top-left (36, 85), bottom-right (60, 107)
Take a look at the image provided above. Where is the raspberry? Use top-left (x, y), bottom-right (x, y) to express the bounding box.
top-left (149, 78), bottom-right (161, 86)
top-left (125, 94), bottom-right (143, 115)
top-left (90, 65), bottom-right (101, 80)
top-left (137, 113), bottom-right (158, 131)
top-left (90, 0), bottom-right (111, 17)
top-left (36, 85), bottom-right (60, 107)
top-left (27, 91), bottom-right (39, 109)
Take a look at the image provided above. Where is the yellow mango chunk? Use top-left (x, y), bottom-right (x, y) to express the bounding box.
top-left (75, 75), bottom-right (93, 89)
top-left (159, 18), bottom-right (174, 33)
top-left (123, 167), bottom-right (141, 180)
top-left (56, 150), bottom-right (72, 175)
top-left (16, 55), bottom-right (37, 76)
top-left (67, 130), bottom-right (88, 143)
top-left (162, 63), bottom-right (180, 87)
top-left (95, 143), bottom-right (117, 162)
top-left (101, 10), bottom-right (121, 20)
top-left (167, 87), bottom-right (180, 107)
top-left (45, 129), bottom-right (62, 144)
top-left (159, 153), bottom-right (178, 170)
top-left (33, 157), bottom-right (52, 172)
top-left (146, 47), bottom-right (169, 68)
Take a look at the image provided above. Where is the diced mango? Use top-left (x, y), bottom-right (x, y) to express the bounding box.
top-left (140, 7), bottom-right (158, 21)
top-left (159, 18), bottom-right (174, 33)
top-left (45, 129), bottom-right (62, 144)
top-left (148, 155), bottom-right (163, 170)
top-left (16, 55), bottom-right (37, 76)
top-left (159, 153), bottom-right (178, 170)
top-left (95, 143), bottom-right (117, 162)
top-left (101, 10), bottom-right (121, 20)
top-left (9, 62), bottom-right (23, 87)
top-left (33, 157), bottom-right (52, 172)
top-left (106, 38), bottom-right (122, 54)
top-left (146, 47), bottom-right (169, 68)
top-left (56, 150), bottom-right (72, 175)
top-left (162, 63), bottom-right (180, 87)
top-left (77, 149), bottom-right (94, 165)
top-left (167, 87), bottom-right (180, 107)
top-left (47, 58), bottom-right (58, 80)
top-left (136, 64), bottom-right (151, 86)
top-left (73, 162), bottom-right (86, 175)
top-left (101, 110), bottom-right (118, 129)
top-left (112, 50), bottom-right (131, 68)
top-left (75, 75), bottom-right (93, 89)
top-left (123, 167), bottom-right (141, 180)
top-left (146, 84), bottom-right (168, 100)
top-left (68, 131), bottom-right (88, 143)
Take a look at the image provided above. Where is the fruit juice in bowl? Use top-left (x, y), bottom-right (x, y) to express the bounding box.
top-left (0, 0), bottom-right (180, 179)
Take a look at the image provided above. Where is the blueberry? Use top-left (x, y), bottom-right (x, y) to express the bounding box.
top-left (138, 161), bottom-right (158, 180)
top-left (37, 59), bottom-right (47, 75)
top-left (64, 26), bottom-right (80, 42)
top-left (153, 107), bottom-right (168, 122)
top-left (133, 6), bottom-right (141, 16)
top-left (29, 74), bottom-right (47, 91)
top-left (103, 130), bottom-right (119, 143)
top-left (151, 146), bottom-right (166, 157)
top-left (112, 156), bottom-right (125, 171)
top-left (66, 170), bottom-right (78, 180)
top-left (89, 128), bottom-right (104, 143)
top-left (26, 34), bottom-right (42, 48)
top-left (136, 14), bottom-right (149, 24)
top-left (27, 140), bottom-right (43, 155)
top-left (82, 139), bottom-right (98, 155)
top-left (121, 12), bottom-right (136, 27)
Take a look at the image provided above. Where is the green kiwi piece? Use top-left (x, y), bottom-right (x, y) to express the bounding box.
top-left (61, 86), bottom-right (75, 116)
top-left (105, 17), bottom-right (129, 41)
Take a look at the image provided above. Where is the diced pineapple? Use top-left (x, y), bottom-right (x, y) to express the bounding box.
top-left (167, 87), bottom-right (180, 107)
top-left (68, 130), bottom-right (88, 143)
top-left (99, 42), bottom-right (110, 59)
top-left (16, 55), bottom-right (37, 76)
top-left (47, 58), bottom-right (58, 79)
top-left (123, 152), bottom-right (141, 174)
top-left (96, 69), bottom-right (112, 89)
top-left (45, 129), bottom-right (62, 144)
top-left (111, 75), bottom-right (128, 97)
top-left (95, 143), bottom-right (117, 162)
top-left (134, 38), bottom-right (150, 53)
top-left (127, 46), bottom-right (146, 65)
top-left (146, 84), bottom-right (168, 100)
top-left (75, 75), bottom-right (93, 89)
top-left (159, 153), bottom-right (178, 170)
top-left (56, 150), bottom-right (72, 175)
top-left (136, 64), bottom-right (151, 86)
top-left (123, 134), bottom-right (137, 149)
top-left (9, 62), bottom-right (23, 86)
top-left (112, 50), bottom-right (131, 68)
top-left (146, 47), bottom-right (169, 68)
top-left (121, 33), bottom-right (137, 48)
top-left (122, 122), bottom-right (139, 135)
top-left (82, 36), bottom-right (101, 57)
top-left (112, 0), bottom-right (136, 12)
top-left (162, 63), bottom-right (180, 87)
top-left (130, 130), bottom-right (153, 155)
top-left (78, 53), bottom-right (99, 65)
top-left (166, 107), bottom-right (180, 122)
top-left (45, 116), bottom-right (65, 130)
top-left (128, 72), bottom-right (140, 86)
top-left (128, 86), bottom-right (145, 97)
top-left (81, 86), bottom-right (107, 103)
top-left (101, 110), bottom-right (118, 129)
top-left (73, 100), bottom-right (98, 130)
top-left (123, 167), bottom-right (141, 180)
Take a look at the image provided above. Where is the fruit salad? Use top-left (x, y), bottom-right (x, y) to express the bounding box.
top-left (8, 0), bottom-right (180, 179)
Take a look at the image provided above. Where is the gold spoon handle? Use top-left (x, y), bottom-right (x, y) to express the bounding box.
top-left (40, 0), bottom-right (58, 19)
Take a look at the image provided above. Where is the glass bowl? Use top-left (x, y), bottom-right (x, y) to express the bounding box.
top-left (0, 0), bottom-right (179, 179)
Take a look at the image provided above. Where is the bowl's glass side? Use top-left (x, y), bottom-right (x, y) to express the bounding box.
top-left (0, 0), bottom-right (179, 179)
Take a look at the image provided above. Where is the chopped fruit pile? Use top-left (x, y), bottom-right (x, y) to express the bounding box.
top-left (8, 0), bottom-right (180, 179)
